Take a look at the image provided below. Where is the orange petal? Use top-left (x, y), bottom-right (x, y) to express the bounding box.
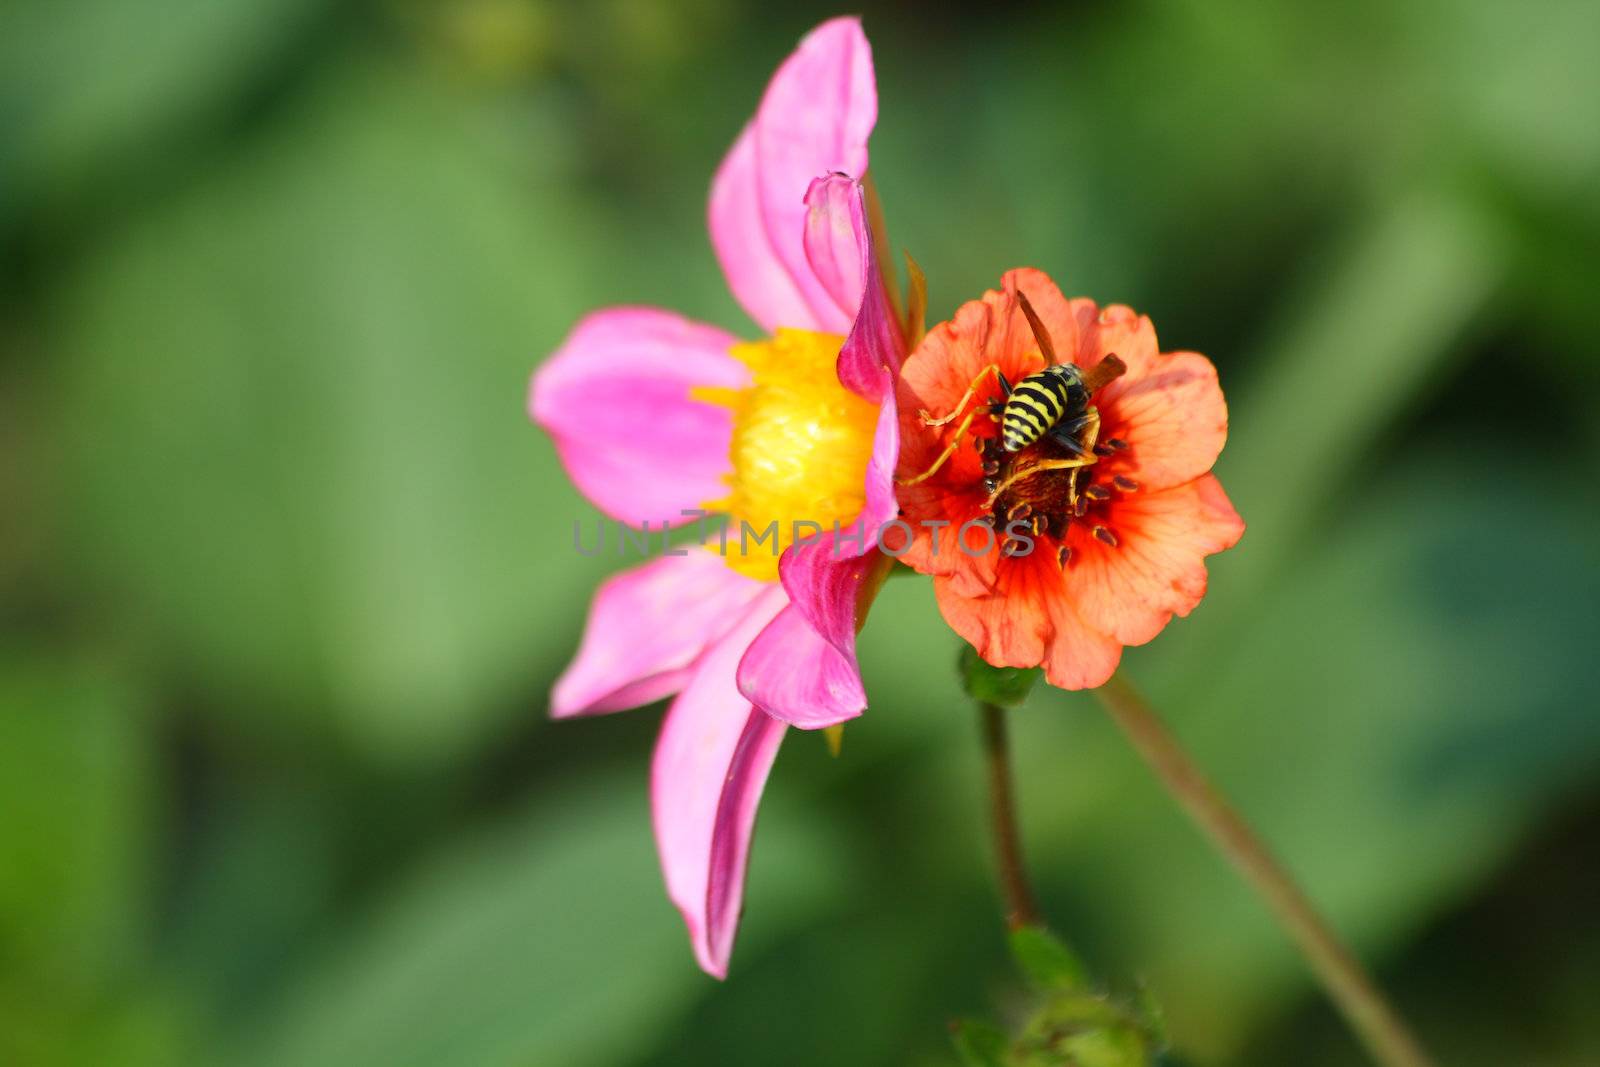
top-left (1061, 474), bottom-right (1245, 646)
top-left (1097, 351), bottom-right (1229, 492)
top-left (1057, 300), bottom-right (1228, 492)
top-left (932, 553), bottom-right (1051, 670)
top-left (897, 267), bottom-right (1085, 441)
top-left (933, 548), bottom-right (1123, 690)
top-left (1067, 300), bottom-right (1159, 379)
top-left (1002, 269), bottom-right (1082, 363)
top-left (1039, 583), bottom-right (1125, 691)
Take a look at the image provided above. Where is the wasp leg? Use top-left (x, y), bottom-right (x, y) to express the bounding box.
top-left (899, 409), bottom-right (980, 486)
top-left (1047, 407), bottom-right (1100, 455)
top-left (982, 454), bottom-right (1097, 509)
top-left (919, 364), bottom-right (1008, 427)
top-left (984, 372), bottom-right (1015, 420)
top-left (1047, 418), bottom-right (1094, 456)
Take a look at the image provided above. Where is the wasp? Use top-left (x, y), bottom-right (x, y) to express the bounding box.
top-left (900, 291), bottom-right (1124, 502)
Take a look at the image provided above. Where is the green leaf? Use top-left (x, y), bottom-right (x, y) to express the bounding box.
top-left (50, 60), bottom-right (602, 761)
top-left (1016, 449), bottom-right (1600, 1055)
top-left (1008, 925), bottom-right (1091, 993)
top-left (951, 1018), bottom-right (1011, 1067)
top-left (0, 650), bottom-right (156, 985)
top-left (1211, 190), bottom-right (1506, 602)
top-left (960, 646), bottom-right (1042, 709)
top-left (0, 651), bottom-right (184, 1067)
top-left (0, 0), bottom-right (325, 224)
top-left (227, 772), bottom-right (848, 1067)
top-left (159, 785), bottom-right (340, 1022)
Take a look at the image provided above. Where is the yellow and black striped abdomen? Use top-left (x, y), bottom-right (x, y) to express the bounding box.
top-left (1000, 367), bottom-right (1080, 452)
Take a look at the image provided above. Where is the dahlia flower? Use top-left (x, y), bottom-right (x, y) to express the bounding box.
top-left (529, 18), bottom-right (903, 977)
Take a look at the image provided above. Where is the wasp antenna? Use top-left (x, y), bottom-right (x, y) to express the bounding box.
top-left (1081, 353), bottom-right (1127, 393)
top-left (1014, 289), bottom-right (1057, 365)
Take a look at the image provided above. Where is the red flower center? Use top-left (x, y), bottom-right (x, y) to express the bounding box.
top-left (959, 355), bottom-right (1130, 563)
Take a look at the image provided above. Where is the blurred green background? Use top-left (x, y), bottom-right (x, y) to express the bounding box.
top-left (3, 0), bottom-right (1598, 1064)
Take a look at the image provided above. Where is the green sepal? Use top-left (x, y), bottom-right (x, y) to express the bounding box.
top-left (1008, 925), bottom-right (1092, 993)
top-left (1131, 980), bottom-right (1168, 1051)
top-left (1015, 994), bottom-right (1153, 1067)
top-left (904, 250), bottom-right (929, 350)
top-left (960, 645), bottom-right (1043, 708)
top-left (950, 1018), bottom-right (1011, 1067)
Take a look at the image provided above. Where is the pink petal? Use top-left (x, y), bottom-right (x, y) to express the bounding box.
top-left (802, 176), bottom-right (903, 532)
top-left (737, 601), bottom-right (867, 729)
top-left (551, 550), bottom-right (769, 718)
top-left (703, 703), bottom-right (787, 973)
top-left (736, 174), bottom-right (906, 730)
top-left (743, 412), bottom-right (895, 730)
top-left (708, 129), bottom-right (818, 336)
top-left (857, 395), bottom-right (901, 533)
top-left (802, 173), bottom-right (866, 324)
top-left (804, 173), bottom-right (905, 403)
top-left (709, 18), bottom-right (876, 335)
top-left (652, 588), bottom-right (789, 978)
top-left (530, 308), bottom-right (746, 528)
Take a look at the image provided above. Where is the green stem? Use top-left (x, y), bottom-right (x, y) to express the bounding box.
top-left (1095, 672), bottom-right (1437, 1067)
top-left (979, 701), bottom-right (1041, 931)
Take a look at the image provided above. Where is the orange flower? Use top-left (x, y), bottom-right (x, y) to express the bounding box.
top-left (894, 268), bottom-right (1244, 689)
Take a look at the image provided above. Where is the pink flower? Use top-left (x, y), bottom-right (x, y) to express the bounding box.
top-left (528, 19), bottom-right (904, 978)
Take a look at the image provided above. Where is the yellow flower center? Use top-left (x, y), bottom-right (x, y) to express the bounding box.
top-left (696, 329), bottom-right (879, 581)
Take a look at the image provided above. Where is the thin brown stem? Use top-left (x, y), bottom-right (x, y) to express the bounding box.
top-left (979, 701), bottom-right (1041, 931)
top-left (1095, 672), bottom-right (1436, 1067)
